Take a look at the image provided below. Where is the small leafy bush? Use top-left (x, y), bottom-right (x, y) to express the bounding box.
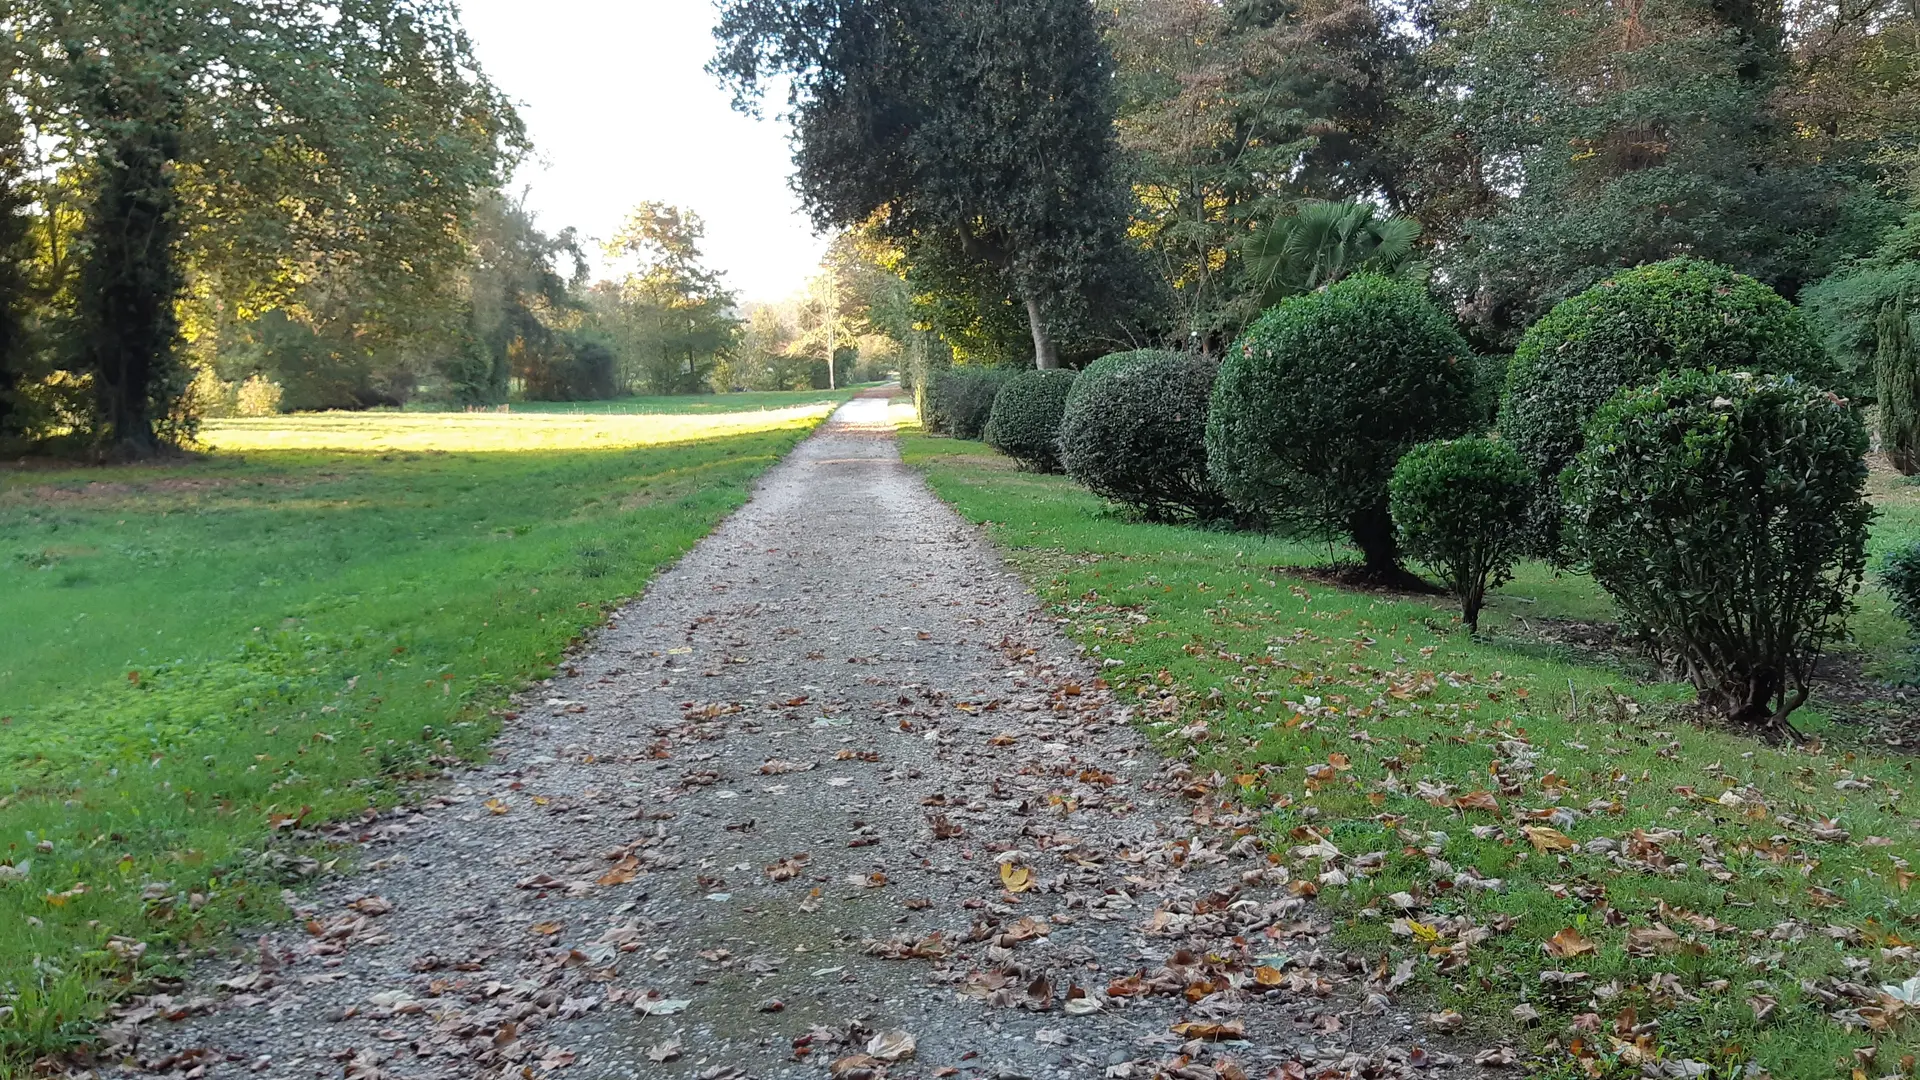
top-left (1503, 258), bottom-right (1834, 549)
top-left (1207, 274), bottom-right (1478, 576)
top-left (923, 366), bottom-right (1015, 440)
top-left (1388, 438), bottom-right (1531, 632)
top-left (1880, 543), bottom-right (1920, 636)
top-left (1058, 350), bottom-right (1236, 523)
top-left (1564, 369), bottom-right (1871, 737)
top-left (984, 368), bottom-right (1078, 471)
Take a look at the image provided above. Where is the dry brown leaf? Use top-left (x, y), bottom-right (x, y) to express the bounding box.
top-left (1170, 1019), bottom-right (1245, 1041)
top-left (1545, 927), bottom-right (1597, 958)
top-left (597, 856), bottom-right (640, 886)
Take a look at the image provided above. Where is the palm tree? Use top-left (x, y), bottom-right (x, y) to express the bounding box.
top-left (1242, 199), bottom-right (1423, 308)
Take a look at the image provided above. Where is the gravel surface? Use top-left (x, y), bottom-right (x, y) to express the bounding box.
top-left (109, 393), bottom-right (1486, 1080)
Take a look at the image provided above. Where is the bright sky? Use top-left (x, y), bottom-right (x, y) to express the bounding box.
top-left (455, 0), bottom-right (828, 304)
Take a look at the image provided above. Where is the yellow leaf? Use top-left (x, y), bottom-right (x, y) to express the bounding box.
top-left (999, 863), bottom-right (1033, 893)
top-left (1523, 825), bottom-right (1574, 853)
top-left (1407, 919), bottom-right (1441, 944)
top-left (484, 797), bottom-right (509, 815)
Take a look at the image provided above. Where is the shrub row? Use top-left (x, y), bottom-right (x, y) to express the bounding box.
top-left (1059, 351), bottom-right (1235, 523)
top-left (985, 369), bottom-right (1078, 471)
top-left (922, 366), bottom-right (1014, 440)
top-left (951, 259), bottom-right (1877, 734)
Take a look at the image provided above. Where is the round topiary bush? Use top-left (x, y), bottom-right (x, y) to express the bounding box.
top-left (1389, 438), bottom-right (1531, 632)
top-left (984, 368), bottom-right (1078, 471)
top-left (1564, 369), bottom-right (1870, 737)
top-left (1207, 274), bottom-right (1478, 577)
top-left (1503, 257), bottom-right (1835, 549)
top-left (1058, 350), bottom-right (1235, 523)
top-left (924, 367), bottom-right (1015, 440)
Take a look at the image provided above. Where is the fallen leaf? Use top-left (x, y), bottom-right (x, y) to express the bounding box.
top-left (648, 1039), bottom-right (683, 1063)
top-left (999, 863), bottom-right (1032, 893)
top-left (1545, 927), bottom-right (1598, 958)
top-left (597, 856), bottom-right (640, 886)
top-left (1170, 1019), bottom-right (1245, 1041)
top-left (766, 854), bottom-right (810, 882)
top-left (830, 1054), bottom-right (884, 1079)
top-left (866, 1030), bottom-right (916, 1062)
top-left (1523, 825), bottom-right (1575, 853)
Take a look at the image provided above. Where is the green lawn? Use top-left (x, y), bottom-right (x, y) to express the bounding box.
top-left (0, 405), bottom-right (831, 1070)
top-left (902, 430), bottom-right (1920, 1080)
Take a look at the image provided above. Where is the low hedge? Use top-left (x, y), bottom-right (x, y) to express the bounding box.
top-left (923, 367), bottom-right (1015, 440)
top-left (984, 368), bottom-right (1078, 471)
top-left (1058, 350), bottom-right (1236, 523)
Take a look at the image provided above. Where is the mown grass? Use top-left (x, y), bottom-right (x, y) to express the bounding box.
top-left (414, 387), bottom-right (871, 417)
top-left (0, 399), bottom-right (838, 1071)
top-left (902, 430), bottom-right (1920, 1080)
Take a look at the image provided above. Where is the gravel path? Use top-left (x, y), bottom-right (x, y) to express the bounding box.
top-left (113, 393), bottom-right (1478, 1080)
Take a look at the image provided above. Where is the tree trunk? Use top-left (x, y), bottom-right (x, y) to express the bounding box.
top-left (82, 122), bottom-right (184, 458)
top-left (1350, 503), bottom-right (1402, 576)
top-left (1025, 293), bottom-right (1059, 369)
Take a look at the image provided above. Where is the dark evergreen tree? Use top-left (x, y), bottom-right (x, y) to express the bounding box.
top-left (712, 0), bottom-right (1133, 368)
top-left (62, 4), bottom-right (191, 455)
top-left (0, 97), bottom-right (31, 439)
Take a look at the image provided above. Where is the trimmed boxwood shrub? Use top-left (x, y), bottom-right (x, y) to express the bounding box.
top-left (984, 368), bottom-right (1078, 471)
top-left (1564, 369), bottom-right (1871, 737)
top-left (1879, 544), bottom-right (1920, 638)
top-left (1058, 350), bottom-right (1234, 522)
top-left (923, 366), bottom-right (1015, 439)
top-left (1388, 438), bottom-right (1530, 632)
top-left (1503, 258), bottom-right (1835, 549)
top-left (1207, 274), bottom-right (1478, 577)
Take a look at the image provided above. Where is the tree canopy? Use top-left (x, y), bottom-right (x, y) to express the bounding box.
top-left (711, 0), bottom-right (1137, 368)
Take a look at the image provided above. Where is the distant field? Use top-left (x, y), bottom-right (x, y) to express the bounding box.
top-left (0, 403), bottom-right (832, 1066)
top-left (413, 387), bottom-right (868, 417)
top-left (202, 398), bottom-right (844, 453)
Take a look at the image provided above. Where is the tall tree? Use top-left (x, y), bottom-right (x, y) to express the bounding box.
top-left (7, 0), bottom-right (518, 454)
top-left (1109, 0), bottom-right (1417, 345)
top-left (598, 203), bottom-right (738, 395)
top-left (1422, 0), bottom-right (1884, 341)
top-left (440, 192), bottom-right (586, 406)
top-left (0, 95), bottom-right (31, 438)
top-left (711, 0), bottom-right (1132, 368)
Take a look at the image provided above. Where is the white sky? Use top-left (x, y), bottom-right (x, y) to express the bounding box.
top-left (455, 0), bottom-right (828, 304)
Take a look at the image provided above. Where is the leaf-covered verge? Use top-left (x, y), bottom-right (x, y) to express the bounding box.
top-left (901, 430), bottom-right (1920, 1080)
top-left (0, 406), bottom-right (832, 1070)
